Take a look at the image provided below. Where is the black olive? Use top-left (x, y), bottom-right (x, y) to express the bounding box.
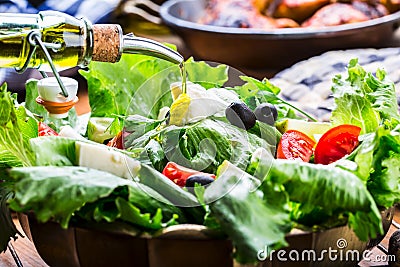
top-left (254, 103), bottom-right (278, 126)
top-left (225, 102), bottom-right (256, 130)
top-left (185, 174), bottom-right (215, 188)
top-left (165, 110), bottom-right (170, 125)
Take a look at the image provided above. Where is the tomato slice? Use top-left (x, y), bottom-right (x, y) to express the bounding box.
top-left (107, 131), bottom-right (123, 149)
top-left (38, 122), bottom-right (58, 136)
top-left (277, 130), bottom-right (316, 162)
top-left (314, 124), bottom-right (361, 165)
top-left (162, 162), bottom-right (215, 187)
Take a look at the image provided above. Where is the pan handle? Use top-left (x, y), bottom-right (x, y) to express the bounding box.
top-left (121, 0), bottom-right (163, 25)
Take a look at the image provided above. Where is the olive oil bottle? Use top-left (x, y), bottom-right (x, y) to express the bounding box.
top-left (0, 11), bottom-right (93, 71)
top-left (0, 10), bottom-right (183, 72)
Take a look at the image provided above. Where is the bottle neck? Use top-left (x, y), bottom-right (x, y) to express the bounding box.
top-left (0, 13), bottom-right (40, 31)
top-left (38, 10), bottom-right (94, 69)
top-left (90, 24), bottom-right (184, 65)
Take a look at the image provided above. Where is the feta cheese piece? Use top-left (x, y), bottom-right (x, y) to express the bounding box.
top-left (75, 141), bottom-right (140, 180)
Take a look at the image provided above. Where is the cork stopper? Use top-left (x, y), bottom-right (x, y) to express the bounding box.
top-left (92, 24), bottom-right (123, 63)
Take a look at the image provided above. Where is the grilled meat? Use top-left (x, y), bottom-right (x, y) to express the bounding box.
top-left (301, 1), bottom-right (388, 27)
top-left (199, 0), bottom-right (299, 29)
top-left (273, 0), bottom-right (330, 23)
top-left (198, 0), bottom-right (392, 29)
top-left (352, 0), bottom-right (389, 18)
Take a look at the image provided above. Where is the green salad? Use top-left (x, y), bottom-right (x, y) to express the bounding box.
top-left (0, 50), bottom-right (399, 265)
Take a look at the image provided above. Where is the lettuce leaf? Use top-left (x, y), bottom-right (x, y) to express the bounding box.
top-left (230, 76), bottom-right (315, 121)
top-left (183, 58), bottom-right (229, 88)
top-left (0, 83), bottom-right (36, 167)
top-left (349, 126), bottom-right (400, 208)
top-left (30, 136), bottom-right (76, 166)
top-left (368, 69), bottom-right (400, 122)
top-left (0, 83), bottom-right (39, 252)
top-left (204, 162), bottom-right (291, 264)
top-left (123, 115), bottom-right (162, 143)
top-left (331, 126), bottom-right (400, 209)
top-left (79, 53), bottom-right (174, 117)
top-left (75, 195), bottom-right (178, 230)
top-left (331, 59), bottom-right (400, 133)
top-left (7, 166), bottom-right (184, 230)
top-left (126, 118), bottom-right (276, 174)
top-left (138, 164), bottom-right (205, 224)
top-left (0, 150), bottom-right (22, 169)
top-left (80, 54), bottom-right (229, 119)
top-left (368, 153), bottom-right (400, 207)
top-left (265, 160), bottom-right (382, 242)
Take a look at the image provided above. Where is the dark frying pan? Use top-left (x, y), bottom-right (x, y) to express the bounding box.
top-left (159, 0), bottom-right (400, 77)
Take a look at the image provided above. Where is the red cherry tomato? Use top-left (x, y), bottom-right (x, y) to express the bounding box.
top-left (38, 122), bottom-right (58, 136)
top-left (107, 131), bottom-right (123, 149)
top-left (314, 124), bottom-right (361, 165)
top-left (277, 130), bottom-right (316, 162)
top-left (162, 162), bottom-right (215, 187)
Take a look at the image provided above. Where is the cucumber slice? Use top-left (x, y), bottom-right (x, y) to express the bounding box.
top-left (276, 119), bottom-right (331, 141)
top-left (87, 117), bottom-right (115, 143)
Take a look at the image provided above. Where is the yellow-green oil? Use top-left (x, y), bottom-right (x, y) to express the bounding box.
top-left (0, 22), bottom-right (85, 71)
top-left (179, 61), bottom-right (187, 94)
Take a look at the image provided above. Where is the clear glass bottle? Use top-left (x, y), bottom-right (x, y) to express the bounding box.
top-left (0, 10), bottom-right (183, 72)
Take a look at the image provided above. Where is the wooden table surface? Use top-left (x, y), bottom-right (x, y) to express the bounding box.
top-left (0, 218), bottom-right (48, 267)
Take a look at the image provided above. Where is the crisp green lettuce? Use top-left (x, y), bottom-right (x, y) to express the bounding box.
top-left (79, 54), bottom-right (173, 117)
top-left (0, 83), bottom-right (36, 167)
top-left (229, 76), bottom-right (315, 121)
top-left (1, 55), bottom-right (398, 265)
top-left (183, 58), bottom-right (229, 88)
top-left (76, 196), bottom-right (178, 230)
top-left (330, 59), bottom-right (400, 208)
top-left (331, 92), bottom-right (379, 134)
top-left (0, 150), bottom-right (22, 169)
top-left (79, 54), bottom-right (229, 119)
top-left (123, 115), bottom-right (162, 143)
top-left (0, 83), bottom-right (38, 251)
top-left (7, 166), bottom-right (184, 230)
top-left (126, 118), bottom-right (276, 174)
top-left (204, 162), bottom-right (291, 264)
top-left (138, 164), bottom-right (205, 224)
top-left (24, 79), bottom-right (47, 116)
top-left (202, 158), bottom-right (383, 264)
top-left (30, 136), bottom-right (76, 166)
top-left (266, 160), bottom-right (383, 242)
top-left (331, 59), bottom-right (399, 133)
top-left (368, 68), bottom-right (400, 122)
top-left (140, 139), bottom-right (167, 172)
top-left (349, 126), bottom-right (400, 208)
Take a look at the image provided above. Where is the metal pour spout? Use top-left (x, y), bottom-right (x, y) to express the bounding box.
top-left (122, 33), bottom-right (184, 64)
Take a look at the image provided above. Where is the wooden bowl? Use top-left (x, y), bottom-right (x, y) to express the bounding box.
top-left (17, 207), bottom-right (394, 267)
